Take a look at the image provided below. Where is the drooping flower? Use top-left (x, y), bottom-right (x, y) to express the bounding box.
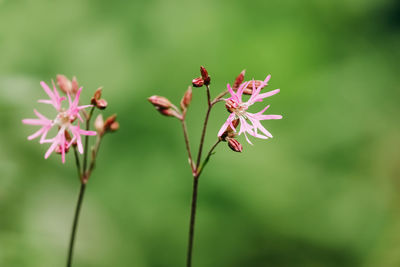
top-left (23, 81), bottom-right (96, 163)
top-left (217, 75), bottom-right (282, 144)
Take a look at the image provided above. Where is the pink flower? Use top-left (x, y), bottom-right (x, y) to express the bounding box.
top-left (218, 75), bottom-right (282, 144)
top-left (23, 81), bottom-right (96, 163)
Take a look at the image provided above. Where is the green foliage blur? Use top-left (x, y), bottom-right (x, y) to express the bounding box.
top-left (1, 0), bottom-right (400, 266)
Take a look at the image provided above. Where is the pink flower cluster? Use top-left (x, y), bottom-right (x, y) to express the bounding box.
top-left (22, 81), bottom-right (96, 163)
top-left (218, 75), bottom-right (282, 144)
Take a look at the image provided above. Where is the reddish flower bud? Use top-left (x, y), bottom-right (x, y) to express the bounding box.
top-left (104, 114), bottom-right (117, 131)
top-left (57, 74), bottom-right (73, 94)
top-left (96, 99), bottom-right (108, 110)
top-left (225, 99), bottom-right (238, 113)
top-left (91, 88), bottom-right (107, 109)
top-left (156, 107), bottom-right (182, 120)
top-left (71, 76), bottom-right (79, 94)
top-left (243, 80), bottom-right (266, 95)
top-left (109, 121), bottom-right (120, 132)
top-left (93, 87), bottom-right (102, 100)
top-left (233, 70), bottom-right (245, 90)
top-left (148, 95), bottom-right (172, 109)
top-left (192, 77), bottom-right (204, 87)
top-left (200, 66), bottom-right (210, 85)
top-left (228, 138), bottom-right (242, 152)
top-left (180, 86), bottom-right (193, 110)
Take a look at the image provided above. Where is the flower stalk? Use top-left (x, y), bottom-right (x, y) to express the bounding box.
top-left (22, 75), bottom-right (119, 267)
top-left (148, 66), bottom-right (282, 267)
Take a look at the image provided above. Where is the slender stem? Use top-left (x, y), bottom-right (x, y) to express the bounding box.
top-left (196, 85), bottom-right (212, 168)
top-left (211, 90), bottom-right (228, 105)
top-left (185, 86), bottom-right (227, 266)
top-left (87, 135), bottom-right (102, 177)
top-left (67, 183), bottom-right (86, 267)
top-left (181, 119), bottom-right (195, 173)
top-left (197, 139), bottom-right (221, 177)
top-left (186, 175), bottom-right (199, 267)
top-left (73, 147), bottom-right (82, 181)
top-left (82, 107), bottom-right (95, 174)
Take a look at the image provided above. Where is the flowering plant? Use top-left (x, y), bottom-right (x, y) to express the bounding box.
top-left (22, 75), bottom-right (119, 267)
top-left (149, 67), bottom-right (282, 266)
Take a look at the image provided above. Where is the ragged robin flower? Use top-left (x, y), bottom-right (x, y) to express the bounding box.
top-left (217, 75), bottom-right (282, 144)
top-left (22, 81), bottom-right (96, 163)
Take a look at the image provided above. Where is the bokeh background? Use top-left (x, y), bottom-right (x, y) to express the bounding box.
top-left (1, 0), bottom-right (400, 266)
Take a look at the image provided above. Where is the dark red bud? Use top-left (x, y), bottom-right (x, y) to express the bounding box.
top-left (180, 86), bottom-right (192, 110)
top-left (233, 70), bottom-right (245, 90)
top-left (243, 80), bottom-right (266, 95)
top-left (148, 95), bottom-right (172, 109)
top-left (228, 139), bottom-right (242, 152)
top-left (104, 114), bottom-right (117, 131)
top-left (200, 66), bottom-right (210, 85)
top-left (96, 99), bottom-right (108, 110)
top-left (192, 77), bottom-right (204, 87)
top-left (225, 99), bottom-right (237, 113)
top-left (93, 88), bottom-right (102, 100)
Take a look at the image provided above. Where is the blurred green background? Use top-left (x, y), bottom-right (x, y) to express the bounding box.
top-left (1, 0), bottom-right (400, 266)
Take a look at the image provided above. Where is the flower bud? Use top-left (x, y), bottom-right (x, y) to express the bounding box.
top-left (156, 107), bottom-right (183, 120)
top-left (148, 95), bottom-right (172, 109)
top-left (243, 80), bottom-right (266, 95)
top-left (91, 88), bottom-right (108, 109)
top-left (96, 99), bottom-right (108, 109)
top-left (180, 86), bottom-right (192, 110)
top-left (94, 114), bottom-right (104, 134)
top-left (225, 99), bottom-right (238, 113)
top-left (200, 66), bottom-right (210, 85)
top-left (71, 77), bottom-right (79, 94)
top-left (228, 138), bottom-right (242, 152)
top-left (109, 121), bottom-right (119, 132)
top-left (93, 87), bottom-right (102, 100)
top-left (233, 70), bottom-right (245, 90)
top-left (104, 114), bottom-right (117, 131)
top-left (57, 75), bottom-right (73, 94)
top-left (192, 77), bottom-right (204, 87)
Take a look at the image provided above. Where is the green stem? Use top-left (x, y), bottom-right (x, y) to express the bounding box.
top-left (66, 183), bottom-right (86, 267)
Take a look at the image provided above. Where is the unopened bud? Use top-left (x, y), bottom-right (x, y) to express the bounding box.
top-left (96, 99), bottom-right (108, 109)
top-left (233, 70), bottom-right (245, 90)
top-left (93, 88), bottom-right (102, 100)
top-left (192, 77), bottom-right (204, 87)
top-left (243, 80), bottom-right (266, 95)
top-left (71, 77), bottom-right (79, 94)
top-left (200, 66), bottom-right (210, 85)
top-left (148, 95), bottom-right (172, 109)
top-left (57, 75), bottom-right (72, 94)
top-left (180, 86), bottom-right (192, 110)
top-left (94, 114), bottom-right (104, 134)
top-left (109, 121), bottom-right (119, 132)
top-left (156, 107), bottom-right (182, 120)
top-left (91, 88), bottom-right (108, 109)
top-left (228, 139), bottom-right (242, 152)
top-left (104, 114), bottom-right (117, 131)
top-left (225, 99), bottom-right (238, 113)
